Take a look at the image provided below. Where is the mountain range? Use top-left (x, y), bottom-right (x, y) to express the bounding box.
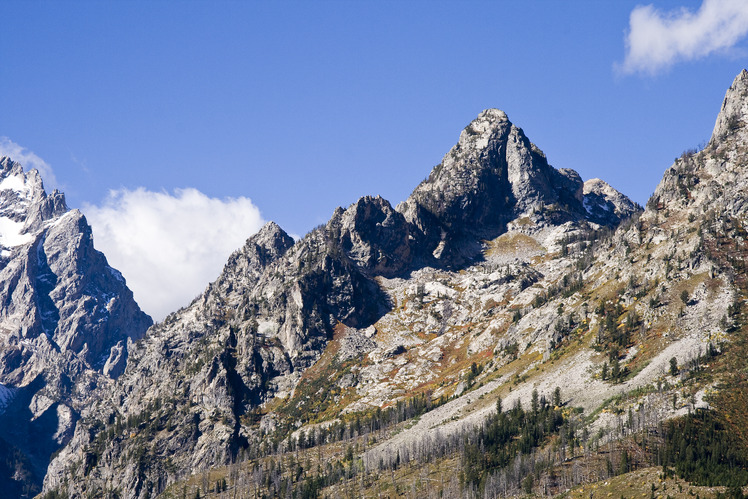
top-left (3, 71), bottom-right (748, 498)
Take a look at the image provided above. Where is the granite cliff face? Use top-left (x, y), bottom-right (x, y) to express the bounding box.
top-left (329, 195), bottom-right (415, 277)
top-left (0, 157), bottom-right (152, 496)
top-left (42, 107), bottom-right (644, 498)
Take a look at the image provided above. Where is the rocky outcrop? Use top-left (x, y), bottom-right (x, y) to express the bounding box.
top-left (397, 109), bottom-right (608, 266)
top-left (0, 157), bottom-right (152, 495)
top-left (583, 178), bottom-right (640, 227)
top-left (712, 68), bottom-right (748, 143)
top-left (328, 195), bottom-right (414, 277)
top-left (213, 221), bottom-right (296, 304)
top-left (647, 69), bottom-right (748, 220)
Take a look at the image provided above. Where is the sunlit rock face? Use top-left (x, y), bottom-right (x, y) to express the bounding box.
top-left (0, 157), bottom-right (152, 496)
top-left (43, 105), bottom-right (647, 498)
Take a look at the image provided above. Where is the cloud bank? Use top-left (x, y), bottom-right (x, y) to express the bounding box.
top-left (0, 137), bottom-right (59, 189)
top-left (620, 0), bottom-right (748, 75)
top-left (83, 188), bottom-right (265, 321)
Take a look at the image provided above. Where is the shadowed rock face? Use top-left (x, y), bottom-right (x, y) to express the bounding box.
top-left (328, 195), bottom-right (414, 278)
top-left (583, 178), bottom-right (640, 227)
top-left (0, 157), bottom-right (152, 495)
top-left (398, 109), bottom-right (585, 232)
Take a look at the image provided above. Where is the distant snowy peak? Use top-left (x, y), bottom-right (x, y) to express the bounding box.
top-left (0, 157), bottom-right (41, 257)
top-left (0, 157), bottom-right (67, 257)
top-left (0, 156), bottom-right (152, 495)
top-left (0, 156), bottom-right (45, 213)
top-left (0, 155), bottom-right (151, 368)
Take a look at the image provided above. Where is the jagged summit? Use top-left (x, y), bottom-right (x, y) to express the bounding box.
top-left (254, 220), bottom-right (285, 238)
top-left (0, 157), bottom-right (67, 255)
top-left (712, 68), bottom-right (748, 141)
top-left (212, 220), bottom-right (295, 305)
top-left (43, 107), bottom-right (642, 497)
top-left (0, 156), bottom-right (152, 495)
top-left (648, 69), bottom-right (748, 220)
top-left (245, 221), bottom-right (295, 263)
top-left (398, 107), bottom-right (578, 238)
top-left (0, 158), bottom-right (151, 371)
top-left (397, 109), bottom-right (633, 266)
top-left (0, 157), bottom-right (152, 353)
top-left (459, 108), bottom-right (510, 140)
top-left (328, 195), bottom-right (413, 277)
top-left (0, 156), bottom-right (60, 207)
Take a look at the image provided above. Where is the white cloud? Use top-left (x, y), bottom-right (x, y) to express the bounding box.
top-left (83, 188), bottom-right (265, 321)
top-left (619, 0), bottom-right (748, 75)
top-left (0, 137), bottom-right (59, 189)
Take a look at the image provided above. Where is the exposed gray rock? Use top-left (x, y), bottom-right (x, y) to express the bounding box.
top-left (0, 157), bottom-right (152, 495)
top-left (337, 326), bottom-right (376, 362)
top-left (44, 213), bottom-right (394, 498)
top-left (583, 178), bottom-right (640, 227)
top-left (712, 68), bottom-right (748, 142)
top-left (43, 107), bottom-right (643, 499)
top-left (103, 339), bottom-right (129, 378)
top-left (397, 109), bottom-right (601, 267)
top-left (328, 195), bottom-right (414, 277)
top-left (648, 70), bottom-right (748, 220)
top-left (213, 221), bottom-right (295, 304)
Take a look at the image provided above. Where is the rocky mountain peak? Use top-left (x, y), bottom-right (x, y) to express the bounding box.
top-left (255, 220), bottom-right (286, 239)
top-left (0, 156), bottom-right (152, 495)
top-left (647, 69), bottom-right (748, 219)
top-left (212, 220), bottom-right (295, 303)
top-left (397, 109), bottom-right (599, 266)
top-left (0, 156), bottom-right (51, 204)
top-left (0, 157), bottom-right (152, 374)
top-left (456, 108), bottom-right (510, 146)
top-left (582, 178), bottom-right (640, 227)
top-left (0, 157), bottom-right (67, 247)
top-left (712, 68), bottom-right (748, 141)
top-left (249, 221), bottom-right (296, 262)
top-left (0, 156), bottom-right (20, 176)
top-left (328, 195), bottom-right (413, 277)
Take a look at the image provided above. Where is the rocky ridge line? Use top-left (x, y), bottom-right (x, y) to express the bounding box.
top-left (43, 108), bottom-right (640, 498)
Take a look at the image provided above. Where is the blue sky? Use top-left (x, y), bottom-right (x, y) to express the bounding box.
top-left (2, 0), bottom-right (747, 319)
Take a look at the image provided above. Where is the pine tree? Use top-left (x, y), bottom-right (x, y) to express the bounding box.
top-left (611, 358), bottom-right (621, 382)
